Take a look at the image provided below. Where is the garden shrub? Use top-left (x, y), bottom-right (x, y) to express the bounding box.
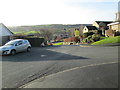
top-left (91, 34), bottom-right (100, 42)
top-left (98, 30), bottom-right (102, 36)
top-left (82, 34), bottom-right (101, 43)
top-left (82, 35), bottom-right (92, 43)
top-left (83, 32), bottom-right (94, 38)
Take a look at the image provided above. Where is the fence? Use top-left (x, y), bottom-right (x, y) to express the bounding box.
top-left (25, 38), bottom-right (44, 47)
top-left (13, 36), bottom-right (44, 47)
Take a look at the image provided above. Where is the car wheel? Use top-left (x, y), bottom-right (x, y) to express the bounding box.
top-left (27, 47), bottom-right (31, 52)
top-left (10, 50), bottom-right (16, 55)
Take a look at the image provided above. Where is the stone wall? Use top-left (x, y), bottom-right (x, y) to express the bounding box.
top-left (105, 30), bottom-right (116, 37)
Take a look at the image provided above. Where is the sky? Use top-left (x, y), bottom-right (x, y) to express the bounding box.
top-left (0, 0), bottom-right (119, 26)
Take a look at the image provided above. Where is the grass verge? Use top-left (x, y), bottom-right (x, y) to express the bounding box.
top-left (91, 36), bottom-right (120, 45)
top-left (52, 42), bottom-right (63, 45)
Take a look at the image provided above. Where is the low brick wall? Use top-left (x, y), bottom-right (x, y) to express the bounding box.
top-left (105, 30), bottom-right (115, 37)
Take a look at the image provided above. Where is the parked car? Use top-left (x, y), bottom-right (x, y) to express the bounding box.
top-left (0, 39), bottom-right (31, 55)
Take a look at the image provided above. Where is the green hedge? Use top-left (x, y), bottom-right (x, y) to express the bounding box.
top-left (83, 32), bottom-right (94, 38)
top-left (82, 34), bottom-right (100, 43)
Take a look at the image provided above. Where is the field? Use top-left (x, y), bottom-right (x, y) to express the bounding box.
top-left (13, 31), bottom-right (41, 35)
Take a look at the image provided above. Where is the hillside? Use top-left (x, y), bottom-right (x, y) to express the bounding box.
top-left (8, 24), bottom-right (92, 33)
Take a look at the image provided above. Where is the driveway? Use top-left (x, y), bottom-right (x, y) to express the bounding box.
top-left (2, 46), bottom-right (119, 88)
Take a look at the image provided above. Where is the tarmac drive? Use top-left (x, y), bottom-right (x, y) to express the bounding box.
top-left (1, 45), bottom-right (119, 88)
top-left (23, 62), bottom-right (118, 88)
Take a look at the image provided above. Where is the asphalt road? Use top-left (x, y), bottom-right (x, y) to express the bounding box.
top-left (24, 63), bottom-right (118, 88)
top-left (1, 45), bottom-right (119, 88)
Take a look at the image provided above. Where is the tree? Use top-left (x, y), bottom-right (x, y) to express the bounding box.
top-left (80, 25), bottom-right (84, 35)
top-left (101, 27), bottom-right (105, 36)
top-left (40, 29), bottom-right (53, 42)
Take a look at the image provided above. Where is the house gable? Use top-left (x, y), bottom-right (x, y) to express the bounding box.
top-left (83, 26), bottom-right (89, 33)
top-left (92, 21), bottom-right (99, 29)
top-left (0, 23), bottom-right (13, 37)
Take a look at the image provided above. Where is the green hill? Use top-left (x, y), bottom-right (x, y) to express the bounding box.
top-left (8, 24), bottom-right (91, 33)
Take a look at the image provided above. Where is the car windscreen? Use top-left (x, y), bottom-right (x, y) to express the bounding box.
top-left (5, 41), bottom-right (16, 46)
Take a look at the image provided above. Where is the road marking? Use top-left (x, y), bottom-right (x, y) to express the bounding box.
top-left (43, 61), bottom-right (118, 78)
top-left (41, 55), bottom-right (47, 57)
top-left (22, 61), bottom-right (118, 88)
top-left (80, 45), bottom-right (92, 47)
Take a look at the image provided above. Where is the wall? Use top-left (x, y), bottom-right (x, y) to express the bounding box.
top-left (0, 36), bottom-right (10, 45)
top-left (0, 24), bottom-right (13, 37)
top-left (109, 24), bottom-right (120, 32)
top-left (105, 30), bottom-right (115, 37)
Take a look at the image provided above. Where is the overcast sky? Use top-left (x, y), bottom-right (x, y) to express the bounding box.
top-left (0, 0), bottom-right (119, 26)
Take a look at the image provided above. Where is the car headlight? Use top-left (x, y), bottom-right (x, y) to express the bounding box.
top-left (3, 50), bottom-right (9, 55)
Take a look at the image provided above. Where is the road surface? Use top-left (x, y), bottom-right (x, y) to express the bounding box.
top-left (2, 45), bottom-right (119, 88)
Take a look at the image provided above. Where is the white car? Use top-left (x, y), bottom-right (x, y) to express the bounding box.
top-left (0, 39), bottom-right (31, 55)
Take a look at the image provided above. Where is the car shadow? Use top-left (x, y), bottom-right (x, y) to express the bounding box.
top-left (2, 47), bottom-right (89, 62)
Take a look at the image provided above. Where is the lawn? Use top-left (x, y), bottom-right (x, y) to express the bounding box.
top-left (91, 36), bottom-right (120, 45)
top-left (52, 42), bottom-right (63, 45)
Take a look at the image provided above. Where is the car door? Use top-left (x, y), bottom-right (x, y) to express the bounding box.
top-left (15, 41), bottom-right (24, 52)
top-left (22, 40), bottom-right (28, 50)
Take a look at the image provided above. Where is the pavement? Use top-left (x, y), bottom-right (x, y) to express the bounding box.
top-left (2, 45), bottom-right (119, 88)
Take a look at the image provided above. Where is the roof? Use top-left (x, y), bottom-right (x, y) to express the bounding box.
top-left (85, 26), bottom-right (97, 30)
top-left (95, 21), bottom-right (113, 25)
top-left (108, 22), bottom-right (120, 26)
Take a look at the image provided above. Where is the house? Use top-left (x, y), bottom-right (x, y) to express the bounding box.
top-left (92, 21), bottom-right (113, 30)
top-left (83, 26), bottom-right (98, 33)
top-left (107, 11), bottom-right (120, 32)
top-left (0, 23), bottom-right (13, 45)
top-left (108, 22), bottom-right (120, 32)
top-left (105, 3), bottom-right (120, 37)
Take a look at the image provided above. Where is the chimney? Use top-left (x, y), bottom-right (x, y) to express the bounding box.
top-left (116, 1), bottom-right (120, 21)
top-left (118, 1), bottom-right (120, 12)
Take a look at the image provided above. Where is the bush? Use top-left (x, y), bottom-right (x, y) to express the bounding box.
top-left (100, 37), bottom-right (108, 40)
top-left (82, 34), bottom-right (100, 43)
top-left (82, 35), bottom-right (92, 43)
top-left (91, 34), bottom-right (100, 42)
top-left (98, 30), bottom-right (102, 36)
top-left (83, 32), bottom-right (94, 38)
